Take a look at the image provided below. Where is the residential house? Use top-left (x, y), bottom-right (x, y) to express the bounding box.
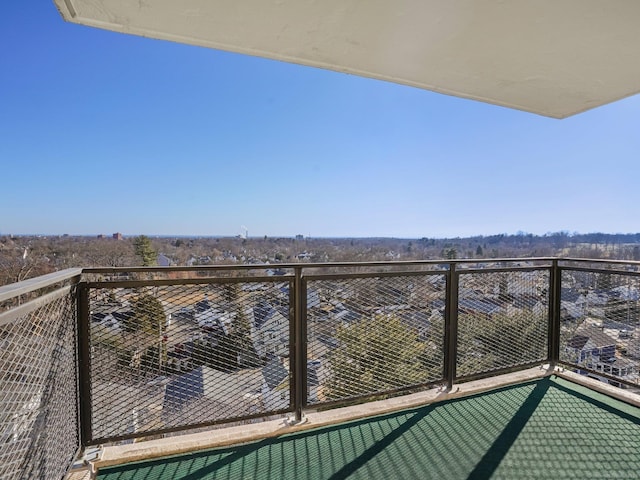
top-left (385, 285), bottom-right (410, 305)
top-left (278, 285), bottom-right (321, 308)
top-left (565, 326), bottom-right (638, 387)
top-left (458, 298), bottom-right (504, 319)
top-left (260, 356), bottom-right (290, 411)
top-left (610, 285), bottom-right (640, 301)
top-left (605, 286), bottom-right (639, 323)
top-left (585, 290), bottom-right (609, 306)
top-left (249, 302), bottom-right (290, 359)
top-left (91, 312), bottom-right (122, 335)
top-left (260, 356), bottom-right (321, 411)
top-left (560, 289), bottom-right (587, 320)
top-left (166, 342), bottom-right (195, 373)
top-left (194, 298), bottom-right (235, 334)
top-left (317, 300), bottom-right (361, 324)
top-left (163, 366), bottom-right (262, 419)
top-left (497, 273), bottom-right (543, 297)
top-left (504, 295), bottom-right (547, 317)
top-left (265, 268), bottom-right (287, 276)
top-left (296, 252), bottom-right (313, 261)
top-left (92, 380), bottom-right (165, 440)
top-left (565, 326), bottom-right (616, 365)
top-left (186, 255), bottom-right (212, 266)
top-left (157, 254), bottom-right (172, 267)
top-left (588, 356), bottom-right (636, 385)
top-left (624, 333), bottom-right (640, 359)
top-left (90, 311), bottom-right (136, 340)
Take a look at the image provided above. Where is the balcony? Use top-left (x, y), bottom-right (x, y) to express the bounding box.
top-left (2, 258), bottom-right (640, 479)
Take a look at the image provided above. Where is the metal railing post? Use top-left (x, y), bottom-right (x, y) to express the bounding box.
top-left (444, 263), bottom-right (459, 390)
top-left (76, 282), bottom-right (93, 446)
top-left (292, 267), bottom-right (307, 423)
top-left (548, 259), bottom-right (561, 365)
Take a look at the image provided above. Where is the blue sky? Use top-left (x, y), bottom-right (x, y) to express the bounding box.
top-left (2, 3), bottom-right (640, 239)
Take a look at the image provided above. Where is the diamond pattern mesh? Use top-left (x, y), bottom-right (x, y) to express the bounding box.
top-left (6, 261), bottom-right (640, 471)
top-left (87, 279), bottom-right (293, 443)
top-left (559, 269), bottom-right (640, 388)
top-left (0, 290), bottom-right (78, 480)
top-left (306, 274), bottom-right (446, 404)
top-left (456, 270), bottom-right (550, 378)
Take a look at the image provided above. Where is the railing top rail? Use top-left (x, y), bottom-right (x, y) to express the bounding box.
top-left (81, 257), bottom-right (557, 274)
top-left (560, 257), bottom-right (640, 267)
top-left (448, 257), bottom-right (556, 264)
top-left (86, 274), bottom-right (293, 289)
top-left (458, 265), bottom-right (553, 274)
top-left (82, 265), bottom-right (281, 274)
top-left (0, 268), bottom-right (82, 303)
top-left (0, 285), bottom-right (74, 327)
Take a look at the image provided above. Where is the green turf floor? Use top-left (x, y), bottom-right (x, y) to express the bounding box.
top-left (98, 376), bottom-right (640, 479)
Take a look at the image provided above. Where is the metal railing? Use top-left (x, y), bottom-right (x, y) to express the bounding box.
top-left (558, 259), bottom-right (640, 388)
top-left (2, 258), bottom-right (640, 478)
top-left (0, 269), bottom-right (82, 480)
top-left (79, 270), bottom-right (296, 444)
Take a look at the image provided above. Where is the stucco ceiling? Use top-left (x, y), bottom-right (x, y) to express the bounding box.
top-left (54, 0), bottom-right (640, 118)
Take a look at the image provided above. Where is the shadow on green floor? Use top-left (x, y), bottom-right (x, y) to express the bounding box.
top-left (99, 377), bottom-right (640, 480)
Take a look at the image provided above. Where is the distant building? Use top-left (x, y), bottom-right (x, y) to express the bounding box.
top-left (295, 234), bottom-right (304, 241)
top-left (97, 234), bottom-right (105, 239)
top-left (113, 232), bottom-right (123, 240)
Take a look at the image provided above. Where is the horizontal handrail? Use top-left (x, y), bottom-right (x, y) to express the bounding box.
top-left (0, 258), bottom-right (623, 292)
top-left (560, 257), bottom-right (640, 266)
top-left (86, 274), bottom-right (293, 289)
top-left (560, 265), bottom-right (640, 277)
top-left (0, 285), bottom-right (75, 327)
top-left (0, 267), bottom-right (82, 303)
top-left (81, 257), bottom-right (558, 274)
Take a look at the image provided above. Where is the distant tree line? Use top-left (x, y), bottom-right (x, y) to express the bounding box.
top-left (4, 231), bottom-right (640, 287)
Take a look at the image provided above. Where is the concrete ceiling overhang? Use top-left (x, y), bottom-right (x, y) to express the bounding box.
top-left (54, 0), bottom-right (640, 118)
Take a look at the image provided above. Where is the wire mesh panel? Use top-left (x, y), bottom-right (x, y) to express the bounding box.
top-left (0, 289), bottom-right (79, 480)
top-left (86, 278), bottom-right (294, 443)
top-left (559, 268), bottom-right (640, 390)
top-left (306, 273), bottom-right (446, 405)
top-left (456, 269), bottom-right (550, 379)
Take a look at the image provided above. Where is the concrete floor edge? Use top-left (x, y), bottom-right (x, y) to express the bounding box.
top-left (83, 364), bottom-right (556, 474)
